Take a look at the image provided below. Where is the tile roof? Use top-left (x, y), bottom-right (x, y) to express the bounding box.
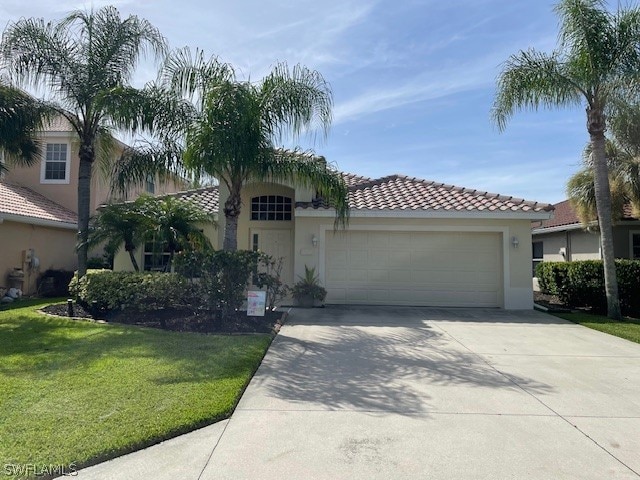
top-left (298, 173), bottom-right (554, 213)
top-left (0, 180), bottom-right (77, 225)
top-left (145, 173), bottom-right (553, 216)
top-left (44, 115), bottom-right (74, 132)
top-left (162, 185), bottom-right (219, 214)
top-left (532, 199), bottom-right (638, 231)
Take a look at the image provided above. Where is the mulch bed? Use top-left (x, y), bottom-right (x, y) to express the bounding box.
top-left (533, 291), bottom-right (571, 311)
top-left (41, 303), bottom-right (284, 334)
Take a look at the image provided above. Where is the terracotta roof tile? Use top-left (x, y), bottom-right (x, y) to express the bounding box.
top-left (297, 173), bottom-right (553, 213)
top-left (0, 180), bottom-right (77, 225)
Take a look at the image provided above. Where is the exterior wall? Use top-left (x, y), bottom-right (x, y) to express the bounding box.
top-left (4, 131), bottom-right (188, 215)
top-left (294, 216), bottom-right (535, 309)
top-left (571, 230), bottom-right (601, 260)
top-left (0, 220), bottom-right (77, 295)
top-left (216, 182), bottom-right (296, 251)
top-left (533, 227), bottom-right (640, 262)
top-left (612, 225), bottom-right (640, 259)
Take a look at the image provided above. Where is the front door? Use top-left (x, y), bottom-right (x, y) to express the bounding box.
top-left (250, 229), bottom-right (293, 286)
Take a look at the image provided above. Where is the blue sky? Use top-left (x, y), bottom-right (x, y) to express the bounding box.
top-left (1, 0), bottom-right (603, 204)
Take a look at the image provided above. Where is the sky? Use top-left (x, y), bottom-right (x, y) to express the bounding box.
top-left (0, 0), bottom-right (606, 204)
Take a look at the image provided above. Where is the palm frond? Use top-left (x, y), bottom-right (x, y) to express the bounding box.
top-left (262, 150), bottom-right (349, 227)
top-left (259, 62), bottom-right (333, 144)
top-left (111, 140), bottom-right (187, 195)
top-left (492, 49), bottom-right (583, 131)
top-left (159, 47), bottom-right (234, 109)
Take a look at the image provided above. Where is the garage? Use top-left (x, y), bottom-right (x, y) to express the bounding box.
top-left (324, 230), bottom-right (503, 307)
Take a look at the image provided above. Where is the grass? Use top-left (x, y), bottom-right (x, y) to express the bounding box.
top-left (553, 311), bottom-right (640, 344)
top-left (0, 300), bottom-right (272, 478)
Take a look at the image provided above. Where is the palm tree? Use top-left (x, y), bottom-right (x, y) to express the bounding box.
top-left (87, 198), bottom-right (154, 272)
top-left (0, 82), bottom-right (51, 172)
top-left (1, 7), bottom-right (168, 277)
top-left (112, 49), bottom-right (348, 251)
top-left (140, 195), bottom-right (214, 271)
top-left (492, 0), bottom-right (640, 319)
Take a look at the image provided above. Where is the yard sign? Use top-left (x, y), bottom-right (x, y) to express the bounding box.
top-left (247, 291), bottom-right (266, 316)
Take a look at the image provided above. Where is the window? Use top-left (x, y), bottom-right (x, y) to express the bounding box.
top-left (41, 143), bottom-right (70, 183)
top-left (145, 174), bottom-right (155, 194)
top-left (532, 241), bottom-right (543, 276)
top-left (250, 195), bottom-right (292, 221)
top-left (143, 239), bottom-right (171, 271)
top-left (631, 232), bottom-right (640, 260)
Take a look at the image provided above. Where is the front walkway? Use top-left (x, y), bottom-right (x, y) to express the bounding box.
top-left (73, 307), bottom-right (640, 479)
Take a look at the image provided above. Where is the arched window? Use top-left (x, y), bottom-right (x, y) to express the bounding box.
top-left (251, 195), bottom-right (292, 221)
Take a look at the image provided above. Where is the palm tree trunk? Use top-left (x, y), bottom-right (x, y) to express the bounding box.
top-left (222, 182), bottom-right (242, 251)
top-left (588, 106), bottom-right (622, 320)
top-left (127, 249), bottom-right (140, 272)
top-left (77, 144), bottom-right (94, 278)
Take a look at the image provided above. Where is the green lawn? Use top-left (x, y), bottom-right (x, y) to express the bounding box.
top-left (0, 300), bottom-right (272, 478)
top-left (553, 311), bottom-right (640, 344)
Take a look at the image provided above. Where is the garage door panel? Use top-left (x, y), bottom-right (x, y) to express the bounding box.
top-left (325, 231), bottom-right (502, 307)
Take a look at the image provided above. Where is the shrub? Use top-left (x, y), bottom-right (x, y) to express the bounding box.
top-left (69, 270), bottom-right (189, 315)
top-left (175, 250), bottom-right (263, 319)
top-left (535, 260), bottom-right (640, 314)
top-left (253, 254), bottom-right (289, 311)
top-left (535, 262), bottom-right (569, 296)
top-left (174, 250), bottom-right (289, 317)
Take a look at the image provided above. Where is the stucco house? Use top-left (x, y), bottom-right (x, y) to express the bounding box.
top-left (115, 172), bottom-right (553, 309)
top-left (1, 116), bottom-right (185, 295)
top-left (531, 200), bottom-right (640, 273)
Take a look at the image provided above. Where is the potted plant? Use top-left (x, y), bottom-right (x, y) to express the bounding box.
top-left (291, 265), bottom-right (327, 307)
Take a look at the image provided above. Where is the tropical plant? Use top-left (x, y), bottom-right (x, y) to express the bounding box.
top-left (492, 0), bottom-right (640, 319)
top-left (0, 81), bottom-right (52, 172)
top-left (112, 48), bottom-right (349, 251)
top-left (87, 198), bottom-right (155, 272)
top-left (291, 265), bottom-right (327, 305)
top-left (567, 103), bottom-right (640, 224)
top-left (1, 6), bottom-right (168, 277)
top-left (139, 195), bottom-right (214, 271)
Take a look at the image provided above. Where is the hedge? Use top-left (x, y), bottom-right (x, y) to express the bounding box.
top-left (69, 270), bottom-right (190, 315)
top-left (535, 260), bottom-right (640, 314)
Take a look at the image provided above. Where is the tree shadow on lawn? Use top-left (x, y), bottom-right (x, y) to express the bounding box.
top-left (258, 324), bottom-right (554, 415)
top-left (0, 313), bottom-right (270, 384)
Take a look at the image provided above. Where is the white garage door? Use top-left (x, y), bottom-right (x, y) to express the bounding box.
top-left (324, 231), bottom-right (503, 307)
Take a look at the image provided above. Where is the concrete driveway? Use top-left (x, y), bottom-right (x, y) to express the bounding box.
top-left (76, 307), bottom-right (640, 479)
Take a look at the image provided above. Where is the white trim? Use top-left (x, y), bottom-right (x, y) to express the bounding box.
top-left (0, 212), bottom-right (77, 230)
top-left (40, 141), bottom-right (71, 185)
top-left (318, 224), bottom-right (511, 309)
top-left (629, 230), bottom-right (640, 260)
top-left (297, 207), bottom-right (552, 221)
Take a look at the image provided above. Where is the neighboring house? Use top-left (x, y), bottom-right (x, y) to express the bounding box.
top-left (531, 200), bottom-right (640, 274)
top-left (1, 116), bottom-right (187, 294)
top-left (115, 173), bottom-right (553, 309)
top-left (0, 180), bottom-right (77, 295)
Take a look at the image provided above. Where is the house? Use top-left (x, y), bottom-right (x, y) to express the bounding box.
top-left (1, 116), bottom-right (186, 294)
top-left (531, 200), bottom-right (640, 273)
top-left (114, 173), bottom-right (553, 309)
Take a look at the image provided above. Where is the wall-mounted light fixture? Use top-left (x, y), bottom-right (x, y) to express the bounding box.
top-left (312, 235), bottom-right (318, 247)
top-left (511, 236), bottom-right (519, 249)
